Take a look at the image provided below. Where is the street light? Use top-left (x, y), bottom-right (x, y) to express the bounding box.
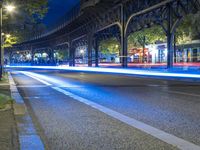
top-left (0, 3), bottom-right (15, 79)
top-left (80, 49), bottom-right (84, 64)
top-left (80, 49), bottom-right (84, 54)
top-left (5, 34), bottom-right (10, 38)
top-left (5, 5), bottom-right (15, 12)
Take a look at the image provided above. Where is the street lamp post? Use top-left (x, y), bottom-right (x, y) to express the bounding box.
top-left (0, 1), bottom-right (3, 79)
top-left (0, 2), bottom-right (15, 79)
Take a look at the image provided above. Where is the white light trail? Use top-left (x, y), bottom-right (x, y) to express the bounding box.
top-left (6, 65), bottom-right (200, 79)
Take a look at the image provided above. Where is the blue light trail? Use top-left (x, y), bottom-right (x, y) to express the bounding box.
top-left (6, 65), bottom-right (200, 79)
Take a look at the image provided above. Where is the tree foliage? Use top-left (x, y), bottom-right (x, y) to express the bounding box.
top-left (56, 49), bottom-right (69, 60)
top-left (175, 11), bottom-right (200, 44)
top-left (3, 0), bottom-right (48, 45)
top-left (128, 25), bottom-right (166, 50)
top-left (3, 35), bottom-right (18, 48)
top-left (99, 38), bottom-right (120, 55)
top-left (23, 0), bottom-right (48, 22)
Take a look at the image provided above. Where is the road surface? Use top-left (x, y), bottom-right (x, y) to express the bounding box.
top-left (10, 69), bottom-right (200, 150)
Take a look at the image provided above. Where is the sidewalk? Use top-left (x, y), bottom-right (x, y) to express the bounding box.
top-left (0, 75), bottom-right (19, 150)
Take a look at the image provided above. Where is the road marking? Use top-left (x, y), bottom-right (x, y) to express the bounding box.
top-left (24, 96), bottom-right (41, 99)
top-left (167, 90), bottom-right (200, 98)
top-left (17, 85), bottom-right (48, 88)
top-left (21, 71), bottom-right (200, 150)
top-left (20, 72), bottom-right (52, 86)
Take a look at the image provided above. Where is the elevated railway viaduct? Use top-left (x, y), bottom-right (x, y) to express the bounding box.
top-left (6, 0), bottom-right (200, 68)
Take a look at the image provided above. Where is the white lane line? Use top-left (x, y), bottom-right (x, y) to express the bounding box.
top-left (167, 90), bottom-right (200, 98)
top-left (21, 71), bottom-right (200, 150)
top-left (17, 85), bottom-right (48, 88)
top-left (20, 71), bottom-right (52, 86)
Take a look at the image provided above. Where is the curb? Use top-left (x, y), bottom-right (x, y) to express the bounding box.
top-left (8, 72), bottom-right (45, 150)
top-left (8, 72), bottom-right (26, 115)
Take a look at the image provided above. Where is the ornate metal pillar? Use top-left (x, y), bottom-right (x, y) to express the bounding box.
top-left (9, 50), bottom-right (12, 65)
top-left (69, 42), bottom-right (75, 66)
top-left (48, 48), bottom-right (55, 65)
top-left (31, 46), bottom-right (34, 65)
top-left (94, 36), bottom-right (99, 67)
top-left (166, 3), bottom-right (174, 69)
top-left (87, 33), bottom-right (93, 67)
top-left (120, 4), bottom-right (128, 68)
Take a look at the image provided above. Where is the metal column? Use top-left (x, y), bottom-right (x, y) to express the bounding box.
top-left (87, 33), bottom-right (93, 67)
top-left (49, 48), bottom-right (55, 65)
top-left (94, 37), bottom-right (99, 67)
top-left (167, 4), bottom-right (174, 69)
top-left (121, 4), bottom-right (128, 68)
top-left (9, 51), bottom-right (12, 65)
top-left (31, 46), bottom-right (34, 65)
top-left (69, 42), bottom-right (75, 67)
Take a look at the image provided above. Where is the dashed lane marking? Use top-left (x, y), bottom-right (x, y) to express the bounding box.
top-left (167, 90), bottom-right (200, 98)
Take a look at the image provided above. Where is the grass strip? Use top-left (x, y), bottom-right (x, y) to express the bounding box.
top-left (0, 94), bottom-right (13, 109)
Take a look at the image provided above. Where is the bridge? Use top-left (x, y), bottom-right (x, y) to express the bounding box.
top-left (5, 0), bottom-right (200, 68)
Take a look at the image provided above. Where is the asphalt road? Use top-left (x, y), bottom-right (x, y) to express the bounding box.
top-left (10, 69), bottom-right (200, 150)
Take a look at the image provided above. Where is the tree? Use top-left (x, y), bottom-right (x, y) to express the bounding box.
top-left (128, 26), bottom-right (166, 62)
top-left (22, 0), bottom-right (48, 23)
top-left (191, 11), bottom-right (200, 38)
top-left (3, 0), bottom-right (48, 44)
top-left (56, 49), bottom-right (69, 61)
top-left (99, 38), bottom-right (120, 55)
top-left (3, 35), bottom-right (18, 48)
top-left (175, 11), bottom-right (200, 44)
top-left (128, 25), bottom-right (166, 50)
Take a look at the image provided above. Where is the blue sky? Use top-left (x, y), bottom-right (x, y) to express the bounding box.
top-left (43, 0), bottom-right (79, 27)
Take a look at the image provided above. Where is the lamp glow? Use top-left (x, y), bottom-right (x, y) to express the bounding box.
top-left (80, 49), bottom-right (84, 54)
top-left (6, 34), bottom-right (11, 38)
top-left (5, 5), bottom-right (15, 12)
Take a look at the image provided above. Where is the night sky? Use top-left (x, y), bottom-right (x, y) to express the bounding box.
top-left (43, 0), bottom-right (79, 27)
